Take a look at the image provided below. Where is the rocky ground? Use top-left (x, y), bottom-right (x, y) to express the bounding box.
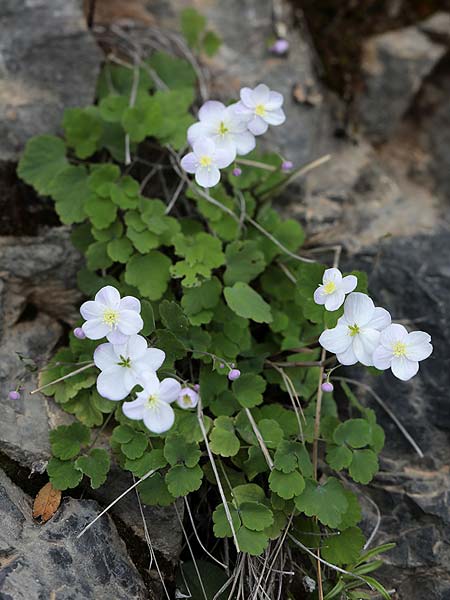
top-left (0, 0), bottom-right (449, 598)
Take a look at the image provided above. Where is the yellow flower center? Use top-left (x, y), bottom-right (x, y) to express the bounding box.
top-left (348, 324), bottom-right (360, 337)
top-left (199, 155), bottom-right (212, 167)
top-left (323, 281), bottom-right (337, 294)
top-left (218, 121), bottom-right (229, 135)
top-left (182, 394), bottom-right (192, 406)
top-left (147, 394), bottom-right (159, 408)
top-left (393, 341), bottom-right (407, 357)
top-left (255, 104), bottom-right (266, 117)
top-left (102, 308), bottom-right (120, 327)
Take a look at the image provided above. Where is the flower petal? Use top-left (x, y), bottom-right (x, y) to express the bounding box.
top-left (323, 268), bottom-right (343, 285)
top-left (94, 343), bottom-right (117, 371)
top-left (248, 116), bottom-right (268, 136)
top-left (143, 401), bottom-right (175, 434)
top-left (341, 275), bottom-right (357, 293)
top-left (234, 131), bottom-right (256, 155)
top-left (80, 300), bottom-right (103, 320)
top-left (353, 329), bottom-right (380, 366)
top-left (82, 319), bottom-right (110, 340)
top-left (106, 329), bottom-right (129, 344)
top-left (336, 344), bottom-right (358, 365)
top-left (319, 325), bottom-right (352, 354)
top-left (344, 292), bottom-right (375, 327)
top-left (314, 287), bottom-right (326, 305)
top-left (373, 345), bottom-right (393, 370)
top-left (140, 371), bottom-right (160, 395)
top-left (198, 100), bottom-right (225, 123)
top-left (214, 146), bottom-right (235, 169)
top-left (366, 307), bottom-right (391, 331)
top-left (195, 165), bottom-right (221, 188)
top-left (391, 357), bottom-right (419, 381)
top-left (144, 347), bottom-right (166, 371)
top-left (159, 378), bottom-right (182, 404)
top-left (119, 309), bottom-right (143, 335)
top-left (126, 334), bottom-right (148, 360)
top-left (181, 152), bottom-right (198, 174)
top-left (252, 83), bottom-right (270, 104)
top-left (405, 331), bottom-right (433, 361)
top-left (122, 396), bottom-right (146, 421)
top-left (240, 87), bottom-right (257, 108)
top-left (379, 323), bottom-right (408, 349)
top-left (120, 296), bottom-right (141, 313)
top-left (264, 108), bottom-right (286, 126)
top-left (95, 285), bottom-right (120, 308)
top-left (324, 290), bottom-right (345, 311)
top-left (97, 366), bottom-right (129, 400)
top-left (187, 121), bottom-right (209, 145)
top-left (266, 91), bottom-right (284, 110)
top-left (193, 137), bottom-right (215, 158)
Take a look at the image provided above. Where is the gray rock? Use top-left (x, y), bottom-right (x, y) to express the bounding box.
top-left (419, 12), bottom-right (450, 45)
top-left (0, 0), bottom-right (103, 162)
top-left (0, 468), bottom-right (149, 599)
top-left (357, 25), bottom-right (445, 142)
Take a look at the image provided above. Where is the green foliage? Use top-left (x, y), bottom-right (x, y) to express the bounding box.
top-left (49, 423), bottom-right (90, 460)
top-left (224, 282), bottom-right (273, 323)
top-left (75, 449), bottom-right (110, 489)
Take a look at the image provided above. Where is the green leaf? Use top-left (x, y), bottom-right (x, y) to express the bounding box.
top-left (333, 419), bottom-right (372, 448)
top-left (107, 237), bottom-right (134, 263)
top-left (181, 7), bottom-right (206, 48)
top-left (337, 490), bottom-right (362, 530)
top-left (322, 527), bottom-right (365, 566)
top-left (233, 483), bottom-right (266, 505)
top-left (269, 469), bottom-right (305, 500)
top-left (181, 277), bottom-right (222, 323)
top-left (233, 374), bottom-right (266, 408)
top-left (139, 472), bottom-right (175, 506)
top-left (141, 300), bottom-right (156, 336)
top-left (202, 30), bottom-right (222, 57)
top-left (49, 165), bottom-right (89, 224)
top-left (236, 527), bottom-right (269, 556)
top-left (75, 449), bottom-right (110, 489)
top-left (349, 449), bottom-right (378, 484)
top-left (86, 241), bottom-right (113, 270)
top-left (172, 232), bottom-right (224, 287)
top-left (164, 434), bottom-right (201, 467)
top-left (63, 108), bottom-right (102, 158)
top-left (224, 283), bottom-right (272, 323)
top-left (159, 301), bottom-right (190, 335)
top-left (239, 502), bottom-right (274, 532)
top-left (257, 419), bottom-right (283, 449)
top-left (273, 440), bottom-right (301, 473)
top-left (63, 389), bottom-right (105, 427)
top-left (125, 252), bottom-right (171, 300)
top-left (147, 52), bottom-right (196, 90)
top-left (111, 425), bottom-right (135, 444)
top-left (165, 463), bottom-right (203, 497)
top-left (47, 458), bottom-right (83, 491)
top-left (121, 431), bottom-right (148, 460)
top-left (17, 135), bottom-right (68, 195)
top-left (326, 444), bottom-right (353, 470)
top-left (224, 240), bottom-right (266, 285)
top-left (209, 418), bottom-right (240, 457)
top-left (121, 96), bottom-right (162, 143)
top-left (49, 422), bottom-right (90, 460)
top-left (88, 164), bottom-right (120, 194)
top-left (294, 478), bottom-right (349, 528)
top-left (213, 502), bottom-right (241, 538)
top-left (125, 449), bottom-right (167, 477)
top-left (99, 94), bottom-right (128, 122)
top-left (84, 196), bottom-right (118, 230)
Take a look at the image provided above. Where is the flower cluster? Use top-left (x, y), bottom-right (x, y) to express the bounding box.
top-left (181, 83), bottom-right (286, 187)
top-left (79, 286), bottom-right (199, 433)
top-left (315, 269), bottom-right (433, 381)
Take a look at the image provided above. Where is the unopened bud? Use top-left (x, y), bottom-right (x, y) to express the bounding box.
top-left (321, 382), bottom-right (334, 393)
top-left (228, 369), bottom-right (241, 381)
top-left (8, 390), bottom-right (20, 400)
top-left (74, 327), bottom-right (86, 340)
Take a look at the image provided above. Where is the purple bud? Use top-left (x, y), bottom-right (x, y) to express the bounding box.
top-left (321, 382), bottom-right (334, 393)
top-left (194, 384), bottom-right (200, 392)
top-left (228, 369), bottom-right (241, 381)
top-left (270, 39), bottom-right (289, 55)
top-left (232, 167), bottom-right (242, 177)
top-left (219, 363), bottom-right (225, 369)
top-left (281, 160), bottom-right (293, 172)
top-left (8, 390), bottom-right (20, 401)
top-left (74, 327), bottom-right (86, 340)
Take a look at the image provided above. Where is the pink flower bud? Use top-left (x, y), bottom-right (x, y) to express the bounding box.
top-left (194, 384), bottom-right (200, 392)
top-left (74, 327), bottom-right (86, 340)
top-left (321, 382), bottom-right (334, 393)
top-left (281, 160), bottom-right (293, 172)
top-left (232, 167), bottom-right (242, 177)
top-left (270, 39), bottom-right (289, 55)
top-left (8, 390), bottom-right (20, 400)
top-left (228, 369), bottom-right (241, 381)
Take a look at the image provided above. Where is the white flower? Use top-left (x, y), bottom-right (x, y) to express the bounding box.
top-left (187, 101), bottom-right (255, 158)
top-left (319, 292), bottom-right (391, 366)
top-left (314, 268), bottom-right (357, 311)
top-left (235, 83), bottom-right (286, 135)
top-left (80, 286), bottom-right (143, 344)
top-left (373, 323), bottom-right (432, 381)
top-left (181, 138), bottom-right (235, 188)
top-left (94, 335), bottom-right (165, 401)
top-left (122, 373), bottom-right (181, 434)
top-left (176, 387), bottom-right (199, 410)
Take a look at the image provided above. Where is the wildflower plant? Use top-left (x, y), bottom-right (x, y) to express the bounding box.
top-left (17, 9), bottom-right (432, 600)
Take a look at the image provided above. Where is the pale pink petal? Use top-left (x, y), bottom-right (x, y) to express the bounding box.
top-left (94, 343), bottom-right (118, 371)
top-left (122, 396), bottom-right (146, 421)
top-left (120, 296), bottom-right (141, 312)
top-left (323, 268), bottom-right (343, 285)
top-left (118, 310), bottom-right (143, 335)
top-left (195, 166), bottom-right (221, 188)
top-left (198, 100), bottom-right (226, 123)
top-left (159, 378), bottom-right (182, 404)
top-left (373, 345), bottom-right (393, 370)
top-left (336, 344), bottom-right (358, 365)
top-left (264, 108), bottom-right (286, 126)
top-left (248, 116), bottom-right (268, 136)
top-left (95, 285), bottom-right (120, 308)
top-left (405, 332), bottom-right (433, 361)
top-left (143, 401), bottom-right (175, 434)
top-left (341, 275), bottom-right (357, 293)
top-left (265, 91), bottom-right (284, 110)
top-left (366, 307), bottom-right (391, 331)
top-left (252, 84), bottom-right (270, 104)
top-left (234, 131), bottom-right (256, 155)
top-left (391, 357), bottom-right (419, 381)
top-left (319, 325), bottom-right (352, 354)
top-left (353, 329), bottom-right (380, 366)
top-left (82, 319), bottom-right (110, 340)
top-left (379, 323), bottom-right (408, 349)
top-left (344, 293), bottom-right (374, 327)
top-left (240, 87), bottom-right (257, 108)
top-left (97, 366), bottom-right (129, 400)
top-left (80, 300), bottom-right (103, 320)
top-left (181, 152), bottom-right (198, 174)
top-left (324, 290), bottom-right (345, 311)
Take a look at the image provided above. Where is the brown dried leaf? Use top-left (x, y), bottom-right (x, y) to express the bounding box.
top-left (33, 482), bottom-right (61, 523)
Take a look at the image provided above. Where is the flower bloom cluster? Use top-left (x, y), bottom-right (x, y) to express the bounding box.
top-left (181, 83), bottom-right (286, 188)
top-left (79, 286), bottom-right (199, 433)
top-left (315, 270), bottom-right (433, 381)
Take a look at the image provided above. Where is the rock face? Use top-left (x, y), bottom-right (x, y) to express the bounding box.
top-left (0, 0), bottom-right (103, 162)
top-left (348, 231), bottom-right (450, 598)
top-left (357, 25), bottom-right (446, 142)
top-left (0, 468), bottom-right (149, 599)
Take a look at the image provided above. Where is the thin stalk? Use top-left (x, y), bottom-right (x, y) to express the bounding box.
top-left (30, 362), bottom-right (95, 395)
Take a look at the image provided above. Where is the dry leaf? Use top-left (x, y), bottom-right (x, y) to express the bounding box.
top-left (33, 482), bottom-right (62, 523)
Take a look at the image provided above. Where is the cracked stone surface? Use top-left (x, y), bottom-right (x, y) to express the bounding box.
top-left (0, 468), bottom-right (149, 599)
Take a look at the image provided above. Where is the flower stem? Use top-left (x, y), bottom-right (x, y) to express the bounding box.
top-left (30, 362), bottom-right (95, 395)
